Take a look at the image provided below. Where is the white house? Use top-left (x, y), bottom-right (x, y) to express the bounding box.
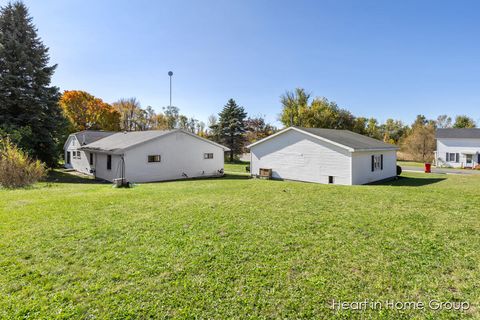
top-left (64, 131), bottom-right (116, 175)
top-left (435, 128), bottom-right (480, 168)
top-left (64, 129), bottom-right (229, 183)
top-left (247, 127), bottom-right (398, 185)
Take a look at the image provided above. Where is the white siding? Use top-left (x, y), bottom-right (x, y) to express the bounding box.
top-left (122, 131), bottom-right (224, 183)
top-left (250, 129), bottom-right (352, 185)
top-left (64, 136), bottom-right (93, 175)
top-left (436, 138), bottom-right (480, 168)
top-left (93, 153), bottom-right (123, 182)
top-left (351, 151), bottom-right (397, 185)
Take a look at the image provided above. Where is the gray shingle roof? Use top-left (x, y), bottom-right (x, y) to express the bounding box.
top-left (296, 127), bottom-right (398, 151)
top-left (247, 127), bottom-right (397, 151)
top-left (436, 128), bottom-right (480, 139)
top-left (79, 129), bottom-right (230, 153)
top-left (68, 131), bottom-right (116, 147)
top-left (80, 130), bottom-right (175, 153)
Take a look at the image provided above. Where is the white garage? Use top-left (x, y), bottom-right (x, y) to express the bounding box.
top-left (247, 126), bottom-right (398, 185)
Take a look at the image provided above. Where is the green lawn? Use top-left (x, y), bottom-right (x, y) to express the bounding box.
top-left (1, 170), bottom-right (479, 319)
top-left (397, 160), bottom-right (426, 168)
top-left (224, 161), bottom-right (250, 174)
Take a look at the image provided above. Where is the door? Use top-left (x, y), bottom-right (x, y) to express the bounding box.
top-left (66, 151), bottom-right (71, 165)
top-left (466, 154), bottom-right (473, 167)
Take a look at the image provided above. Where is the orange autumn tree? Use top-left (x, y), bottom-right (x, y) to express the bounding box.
top-left (59, 90), bottom-right (121, 131)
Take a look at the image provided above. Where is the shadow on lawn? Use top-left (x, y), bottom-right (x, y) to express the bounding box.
top-left (45, 170), bottom-right (107, 184)
top-left (46, 170), bottom-right (249, 185)
top-left (372, 175), bottom-right (446, 187)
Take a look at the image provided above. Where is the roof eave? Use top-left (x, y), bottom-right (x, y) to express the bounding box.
top-left (79, 147), bottom-right (124, 155)
top-left (353, 147), bottom-right (399, 152)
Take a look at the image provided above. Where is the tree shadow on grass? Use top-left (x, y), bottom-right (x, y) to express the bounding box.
top-left (371, 176), bottom-right (446, 187)
top-left (45, 170), bottom-right (107, 184)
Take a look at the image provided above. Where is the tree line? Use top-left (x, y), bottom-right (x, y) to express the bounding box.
top-left (0, 2), bottom-right (477, 169)
top-left (279, 88), bottom-right (477, 162)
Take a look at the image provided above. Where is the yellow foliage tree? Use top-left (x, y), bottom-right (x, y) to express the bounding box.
top-left (59, 90), bottom-right (120, 131)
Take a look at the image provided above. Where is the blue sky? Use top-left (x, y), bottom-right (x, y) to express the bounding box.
top-left (18, 0), bottom-right (480, 127)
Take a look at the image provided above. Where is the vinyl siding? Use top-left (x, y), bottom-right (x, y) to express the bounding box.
top-left (64, 136), bottom-right (93, 175)
top-left (351, 151), bottom-right (397, 185)
top-left (122, 131), bottom-right (224, 183)
top-left (250, 129), bottom-right (352, 185)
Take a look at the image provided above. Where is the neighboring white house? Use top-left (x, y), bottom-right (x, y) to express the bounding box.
top-left (64, 129), bottom-right (229, 183)
top-left (247, 127), bottom-right (398, 185)
top-left (435, 128), bottom-right (480, 168)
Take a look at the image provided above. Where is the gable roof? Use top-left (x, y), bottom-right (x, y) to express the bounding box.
top-left (64, 130), bottom-right (116, 149)
top-left (79, 129), bottom-right (229, 154)
top-left (436, 128), bottom-right (480, 139)
top-left (247, 126), bottom-right (398, 152)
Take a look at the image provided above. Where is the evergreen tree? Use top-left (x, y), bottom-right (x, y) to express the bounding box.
top-left (217, 99), bottom-right (247, 162)
top-left (0, 2), bottom-right (67, 166)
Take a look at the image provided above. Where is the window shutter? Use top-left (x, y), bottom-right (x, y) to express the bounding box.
top-left (446, 153), bottom-right (449, 161)
top-left (371, 155), bottom-right (375, 172)
top-left (456, 153), bottom-right (459, 163)
top-left (381, 154), bottom-right (383, 170)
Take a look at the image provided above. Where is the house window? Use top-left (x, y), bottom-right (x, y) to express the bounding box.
top-left (204, 153), bottom-right (214, 159)
top-left (107, 155), bottom-right (112, 170)
top-left (328, 176), bottom-right (334, 184)
top-left (371, 155), bottom-right (383, 171)
top-left (89, 153), bottom-right (94, 165)
top-left (446, 153), bottom-right (459, 163)
top-left (77, 151), bottom-right (81, 160)
top-left (66, 151), bottom-right (71, 164)
top-left (148, 155), bottom-right (161, 163)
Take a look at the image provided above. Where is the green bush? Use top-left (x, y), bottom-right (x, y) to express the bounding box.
top-left (0, 138), bottom-right (46, 188)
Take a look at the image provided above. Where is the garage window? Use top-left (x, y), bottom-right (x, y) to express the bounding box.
top-left (371, 155), bottom-right (383, 171)
top-left (148, 155), bottom-right (161, 163)
top-left (204, 153), bottom-right (214, 159)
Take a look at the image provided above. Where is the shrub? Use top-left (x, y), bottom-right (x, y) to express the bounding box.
top-left (0, 138), bottom-right (46, 188)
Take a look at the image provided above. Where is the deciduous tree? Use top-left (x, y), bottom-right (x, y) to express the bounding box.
top-left (59, 90), bottom-right (120, 131)
top-left (453, 115), bottom-right (476, 128)
top-left (244, 116), bottom-right (276, 146)
top-left (401, 119), bottom-right (436, 162)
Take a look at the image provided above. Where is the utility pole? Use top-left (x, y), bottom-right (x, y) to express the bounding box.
top-left (168, 71), bottom-right (173, 107)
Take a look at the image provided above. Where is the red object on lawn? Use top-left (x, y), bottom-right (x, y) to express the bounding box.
top-left (424, 163), bottom-right (431, 173)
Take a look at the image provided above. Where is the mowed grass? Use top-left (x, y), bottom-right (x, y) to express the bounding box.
top-left (398, 160), bottom-right (426, 168)
top-left (1, 170), bottom-right (480, 319)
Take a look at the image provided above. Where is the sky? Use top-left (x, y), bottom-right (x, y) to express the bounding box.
top-left (13, 0), bottom-right (480, 127)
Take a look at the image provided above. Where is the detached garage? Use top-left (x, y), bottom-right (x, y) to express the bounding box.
top-left (247, 127), bottom-right (398, 185)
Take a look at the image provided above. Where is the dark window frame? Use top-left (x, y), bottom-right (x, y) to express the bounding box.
top-left (148, 155), bottom-right (161, 163)
top-left (204, 153), bottom-right (214, 159)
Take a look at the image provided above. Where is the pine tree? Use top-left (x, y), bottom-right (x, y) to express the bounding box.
top-left (0, 2), bottom-right (67, 166)
top-left (217, 99), bottom-right (247, 162)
